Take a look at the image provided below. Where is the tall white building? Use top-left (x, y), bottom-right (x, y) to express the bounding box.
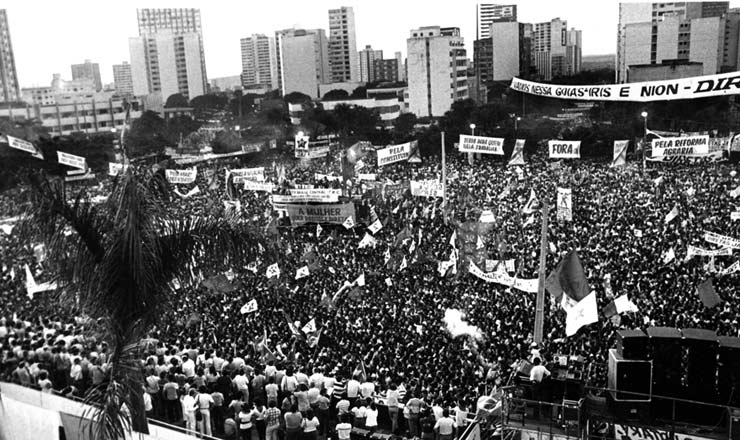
top-left (276, 28), bottom-right (330, 98)
top-left (358, 45), bottom-right (383, 83)
top-left (395, 51), bottom-right (406, 82)
top-left (477, 4), bottom-right (517, 39)
top-left (240, 34), bottom-right (278, 90)
top-left (0, 10), bottom-right (20, 103)
top-left (129, 8), bottom-right (208, 100)
top-left (113, 62), bottom-right (133, 96)
top-left (532, 18), bottom-right (581, 81)
top-left (407, 26), bottom-right (468, 117)
top-left (617, 2), bottom-right (731, 82)
top-left (328, 6), bottom-right (360, 82)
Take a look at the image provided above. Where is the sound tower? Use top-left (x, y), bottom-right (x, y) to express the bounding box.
top-left (607, 349), bottom-right (651, 422)
top-left (646, 327), bottom-right (682, 397)
top-left (681, 328), bottom-right (718, 402)
top-left (719, 336), bottom-right (740, 407)
top-left (616, 329), bottom-right (648, 360)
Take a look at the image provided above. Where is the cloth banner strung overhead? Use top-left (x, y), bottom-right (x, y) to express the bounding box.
top-left (510, 71), bottom-right (740, 102)
top-left (468, 261), bottom-right (538, 293)
top-left (458, 135), bottom-right (505, 155)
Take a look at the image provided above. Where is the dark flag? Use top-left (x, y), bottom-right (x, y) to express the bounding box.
top-left (697, 278), bottom-right (722, 308)
top-left (546, 250), bottom-right (589, 303)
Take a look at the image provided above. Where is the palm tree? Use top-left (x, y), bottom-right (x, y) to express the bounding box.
top-left (21, 167), bottom-right (265, 439)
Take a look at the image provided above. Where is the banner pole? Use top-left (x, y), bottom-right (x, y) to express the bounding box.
top-left (441, 131), bottom-right (446, 224)
top-left (534, 200), bottom-right (549, 344)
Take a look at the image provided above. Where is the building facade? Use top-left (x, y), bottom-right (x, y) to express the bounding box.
top-left (532, 18), bottom-right (581, 81)
top-left (276, 28), bottom-right (330, 98)
top-left (373, 58), bottom-right (400, 82)
top-left (328, 6), bottom-right (360, 83)
top-left (130, 8), bottom-right (208, 100)
top-left (407, 26), bottom-right (468, 118)
top-left (477, 4), bottom-right (517, 39)
top-left (395, 52), bottom-right (406, 82)
top-left (617, 2), bottom-right (730, 82)
top-left (240, 34), bottom-right (278, 91)
top-left (21, 74), bottom-right (97, 106)
top-left (0, 10), bottom-right (20, 103)
top-left (113, 62), bottom-right (133, 96)
top-left (359, 45), bottom-right (383, 83)
top-left (71, 60), bottom-right (102, 92)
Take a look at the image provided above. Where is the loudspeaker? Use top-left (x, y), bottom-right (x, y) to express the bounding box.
top-left (616, 329), bottom-right (648, 360)
top-left (608, 349), bottom-right (652, 401)
top-left (719, 336), bottom-right (740, 406)
top-left (681, 328), bottom-right (718, 402)
top-left (730, 408), bottom-right (740, 440)
top-left (606, 392), bottom-right (651, 422)
top-left (646, 327), bottom-right (682, 398)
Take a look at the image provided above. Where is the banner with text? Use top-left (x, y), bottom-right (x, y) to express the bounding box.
top-left (288, 188), bottom-right (342, 203)
top-left (285, 203), bottom-right (356, 226)
top-left (686, 245), bottom-right (732, 258)
top-left (108, 162), bottom-right (129, 177)
top-left (243, 181), bottom-right (275, 192)
top-left (458, 135), bottom-right (505, 155)
top-left (377, 141), bottom-right (413, 166)
top-left (704, 231), bottom-right (740, 249)
top-left (557, 187), bottom-right (573, 221)
top-left (611, 140), bottom-right (628, 167)
top-left (296, 146), bottom-right (330, 159)
top-left (468, 261), bottom-right (538, 293)
top-left (57, 151), bottom-right (87, 170)
top-left (165, 168), bottom-right (197, 184)
top-left (5, 135), bottom-right (43, 159)
top-left (647, 150), bottom-right (726, 164)
top-left (651, 136), bottom-right (709, 158)
top-left (549, 141), bottom-right (581, 159)
top-left (485, 259), bottom-right (516, 273)
top-left (410, 180), bottom-right (444, 198)
top-left (510, 71), bottom-right (740, 102)
top-left (229, 167), bottom-right (265, 183)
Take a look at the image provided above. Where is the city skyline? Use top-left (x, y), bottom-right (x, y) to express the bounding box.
top-left (6, 0), bottom-right (740, 89)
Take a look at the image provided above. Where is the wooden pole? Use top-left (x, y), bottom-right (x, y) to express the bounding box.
top-left (441, 131), bottom-right (446, 224)
top-left (534, 200), bottom-right (549, 344)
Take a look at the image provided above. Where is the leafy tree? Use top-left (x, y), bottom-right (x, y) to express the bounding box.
top-left (322, 89), bottom-right (350, 101)
top-left (350, 86), bottom-right (367, 99)
top-left (392, 113), bottom-right (417, 141)
top-left (164, 93), bottom-right (190, 108)
top-left (283, 92), bottom-right (312, 105)
top-left (22, 169), bottom-right (264, 439)
top-left (125, 111), bottom-right (169, 157)
top-left (212, 130), bottom-right (243, 154)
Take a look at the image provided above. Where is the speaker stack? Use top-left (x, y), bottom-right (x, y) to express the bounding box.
top-left (607, 330), bottom-right (651, 421)
top-left (678, 328), bottom-right (721, 425)
top-left (719, 336), bottom-right (740, 407)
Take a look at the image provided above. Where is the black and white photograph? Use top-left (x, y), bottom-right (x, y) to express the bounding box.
top-left (1, 1), bottom-right (740, 440)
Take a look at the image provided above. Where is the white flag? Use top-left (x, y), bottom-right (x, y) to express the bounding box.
top-left (368, 219), bottom-right (383, 234)
top-left (295, 265), bottom-right (310, 280)
top-left (266, 263), bottom-right (280, 279)
top-left (384, 248), bottom-right (391, 264)
top-left (301, 318), bottom-right (317, 334)
top-left (522, 189), bottom-right (539, 214)
top-left (523, 216), bottom-right (535, 228)
top-left (614, 294), bottom-right (639, 314)
top-left (354, 273), bottom-right (366, 287)
top-left (449, 231), bottom-right (457, 248)
top-left (358, 233), bottom-right (377, 249)
top-left (240, 299), bottom-right (258, 314)
top-left (663, 247), bottom-right (675, 265)
top-left (24, 264), bottom-right (57, 299)
top-left (342, 216), bottom-right (355, 229)
top-left (399, 256), bottom-right (408, 270)
top-left (664, 205), bottom-right (679, 223)
top-left (0, 224), bottom-right (14, 235)
top-left (653, 176), bottom-right (665, 186)
top-left (316, 224), bottom-right (323, 238)
top-left (476, 235), bottom-right (485, 249)
top-left (565, 292), bottom-right (598, 336)
top-left (385, 277), bottom-right (392, 286)
top-left (730, 186), bottom-right (740, 199)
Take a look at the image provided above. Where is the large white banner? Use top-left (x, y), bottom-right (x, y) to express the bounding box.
top-left (229, 167), bottom-right (265, 183)
top-left (295, 146), bottom-right (330, 159)
top-left (686, 245), bottom-right (732, 258)
top-left (468, 262), bottom-right (538, 293)
top-left (646, 150), bottom-right (726, 164)
top-left (549, 141), bottom-right (581, 159)
top-left (243, 181), bottom-right (275, 192)
top-left (458, 135), bottom-right (505, 155)
top-left (5, 135), bottom-right (43, 159)
top-left (557, 188), bottom-right (573, 221)
top-left (377, 142), bottom-right (412, 166)
top-left (165, 168), bottom-right (197, 184)
top-left (108, 162), bottom-right (129, 176)
top-left (704, 231), bottom-right (740, 249)
top-left (651, 136), bottom-right (709, 157)
top-left (510, 71), bottom-right (740, 102)
top-left (57, 151), bottom-right (87, 170)
top-left (288, 188), bottom-right (342, 203)
top-left (410, 180), bottom-right (444, 198)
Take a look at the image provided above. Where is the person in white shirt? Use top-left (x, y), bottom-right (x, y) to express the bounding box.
top-left (181, 389), bottom-right (198, 433)
top-left (335, 415), bottom-right (352, 440)
top-left (197, 386), bottom-right (215, 437)
top-left (309, 367), bottom-right (325, 390)
top-left (181, 355), bottom-right (196, 378)
top-left (346, 376), bottom-right (361, 405)
top-left (365, 402), bottom-right (379, 433)
top-left (386, 384), bottom-right (400, 435)
top-left (529, 358), bottom-right (551, 419)
top-left (359, 379), bottom-right (375, 399)
top-left (434, 409), bottom-right (457, 440)
top-left (234, 370), bottom-right (250, 401)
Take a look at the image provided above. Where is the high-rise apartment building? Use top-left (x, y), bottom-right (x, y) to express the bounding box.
top-left (373, 59), bottom-right (399, 82)
top-left (407, 26), bottom-right (468, 117)
top-left (359, 45), bottom-right (383, 83)
top-left (617, 2), bottom-right (730, 82)
top-left (475, 21), bottom-right (533, 83)
top-left (276, 28), bottom-right (330, 98)
top-left (328, 6), bottom-right (360, 82)
top-left (477, 4), bottom-right (517, 39)
top-left (395, 52), bottom-right (406, 82)
top-left (0, 10), bottom-right (20, 103)
top-left (71, 60), bottom-right (102, 92)
top-left (532, 18), bottom-right (581, 81)
top-left (130, 8), bottom-right (208, 100)
top-left (113, 62), bottom-right (133, 96)
top-left (240, 34), bottom-right (278, 91)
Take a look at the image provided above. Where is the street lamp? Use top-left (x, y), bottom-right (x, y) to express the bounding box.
top-left (640, 111), bottom-right (648, 136)
top-left (514, 116), bottom-right (521, 135)
top-left (469, 123), bottom-right (476, 136)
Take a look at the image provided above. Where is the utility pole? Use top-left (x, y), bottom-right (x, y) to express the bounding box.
top-left (534, 200), bottom-right (549, 344)
top-left (441, 131), bottom-right (447, 224)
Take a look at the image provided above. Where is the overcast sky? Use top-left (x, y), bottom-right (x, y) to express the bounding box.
top-left (5, 0), bottom-right (739, 88)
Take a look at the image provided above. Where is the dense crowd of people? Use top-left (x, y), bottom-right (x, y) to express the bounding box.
top-left (0, 141), bottom-right (739, 439)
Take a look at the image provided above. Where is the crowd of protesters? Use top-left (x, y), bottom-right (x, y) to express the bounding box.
top-left (0, 141), bottom-right (739, 439)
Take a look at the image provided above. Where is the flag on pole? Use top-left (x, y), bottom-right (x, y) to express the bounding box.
top-left (522, 189), bottom-right (539, 214)
top-left (368, 219), bottom-right (383, 234)
top-left (399, 256), bottom-right (408, 270)
top-left (384, 248), bottom-right (391, 265)
top-left (358, 233), bottom-right (378, 249)
top-left (385, 277), bottom-right (392, 286)
top-left (301, 318), bottom-right (317, 334)
top-left (476, 235), bottom-right (485, 249)
top-left (664, 205), bottom-right (679, 223)
top-left (449, 231), bottom-right (457, 248)
top-left (316, 224), bottom-right (323, 238)
top-left (545, 250), bottom-right (589, 304)
top-left (240, 299), bottom-right (258, 314)
top-left (565, 292), bottom-right (598, 336)
top-left (307, 328), bottom-right (322, 348)
top-left (697, 278), bottom-right (722, 308)
top-left (611, 140), bottom-right (628, 168)
top-left (295, 265), bottom-right (310, 280)
top-left (266, 263), bottom-right (280, 279)
top-left (354, 273), bottom-right (366, 287)
top-left (508, 139), bottom-right (526, 166)
top-left (614, 295), bottom-right (639, 314)
top-left (342, 216), bottom-right (355, 229)
top-left (663, 247), bottom-right (676, 265)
